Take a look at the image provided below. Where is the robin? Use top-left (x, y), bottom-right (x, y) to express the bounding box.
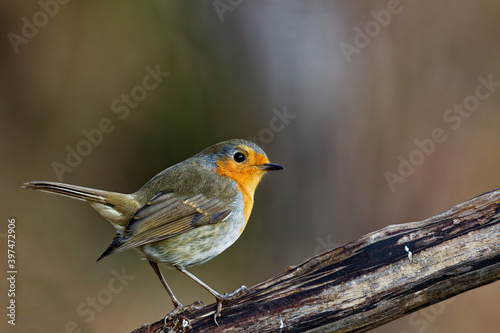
top-left (22, 139), bottom-right (284, 325)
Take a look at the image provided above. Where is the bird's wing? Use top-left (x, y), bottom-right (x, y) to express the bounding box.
top-left (97, 192), bottom-right (231, 260)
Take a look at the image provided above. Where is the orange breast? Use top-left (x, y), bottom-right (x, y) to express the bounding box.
top-left (215, 160), bottom-right (264, 235)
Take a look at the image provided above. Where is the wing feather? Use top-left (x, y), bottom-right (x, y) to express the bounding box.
top-left (97, 192), bottom-right (232, 259)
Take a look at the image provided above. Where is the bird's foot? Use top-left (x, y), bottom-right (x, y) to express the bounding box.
top-left (213, 285), bottom-right (249, 326)
top-left (163, 300), bottom-right (205, 324)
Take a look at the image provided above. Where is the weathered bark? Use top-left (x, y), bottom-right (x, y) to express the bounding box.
top-left (130, 189), bottom-right (500, 333)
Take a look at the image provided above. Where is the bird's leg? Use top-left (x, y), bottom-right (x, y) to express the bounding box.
top-left (174, 264), bottom-right (248, 325)
top-left (149, 261), bottom-right (205, 322)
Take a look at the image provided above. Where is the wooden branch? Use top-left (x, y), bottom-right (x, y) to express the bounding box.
top-left (130, 189), bottom-right (500, 333)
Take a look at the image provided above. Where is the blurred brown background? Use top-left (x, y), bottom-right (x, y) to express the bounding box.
top-left (2, 0), bottom-right (500, 332)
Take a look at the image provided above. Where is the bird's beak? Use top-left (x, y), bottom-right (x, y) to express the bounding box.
top-left (259, 163), bottom-right (285, 171)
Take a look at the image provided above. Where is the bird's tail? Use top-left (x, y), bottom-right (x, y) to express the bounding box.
top-left (22, 181), bottom-right (138, 230)
top-left (23, 181), bottom-right (115, 202)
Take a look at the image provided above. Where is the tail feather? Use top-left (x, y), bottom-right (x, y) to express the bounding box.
top-left (22, 181), bottom-right (110, 203)
top-left (22, 181), bottom-right (139, 229)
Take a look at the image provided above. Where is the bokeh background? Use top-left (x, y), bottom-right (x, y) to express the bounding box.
top-left (2, 0), bottom-right (500, 332)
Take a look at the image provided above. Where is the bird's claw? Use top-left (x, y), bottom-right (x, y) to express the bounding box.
top-left (223, 285), bottom-right (249, 300)
top-left (213, 285), bottom-right (249, 326)
top-left (164, 301), bottom-right (206, 324)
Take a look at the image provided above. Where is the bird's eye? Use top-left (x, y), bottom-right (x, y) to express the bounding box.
top-left (233, 152), bottom-right (246, 163)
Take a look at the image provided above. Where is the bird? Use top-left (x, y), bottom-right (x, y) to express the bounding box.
top-left (22, 139), bottom-right (284, 325)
